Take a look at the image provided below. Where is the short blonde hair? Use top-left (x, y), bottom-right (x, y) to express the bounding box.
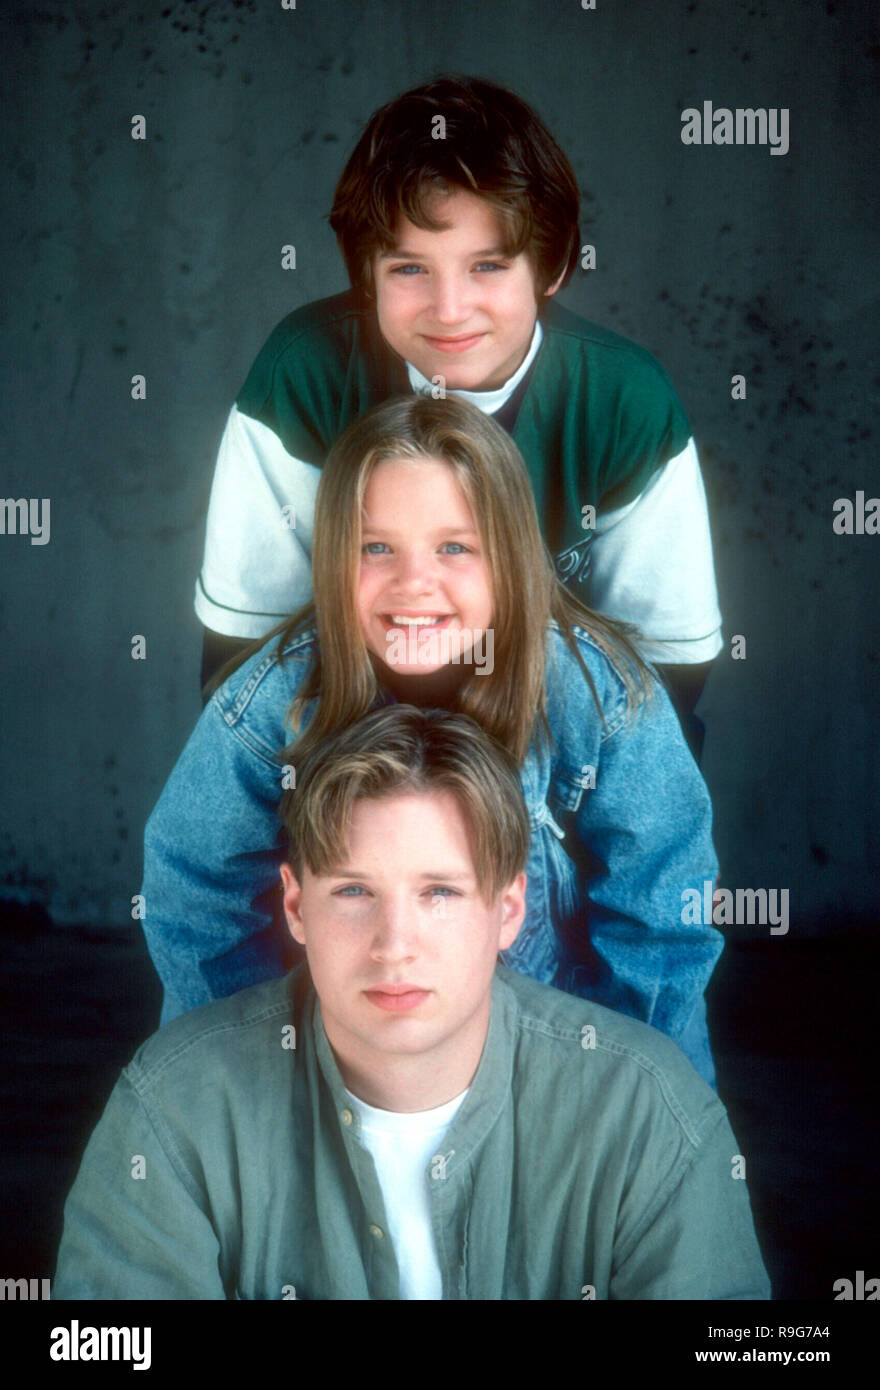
top-left (279, 705), bottom-right (530, 902)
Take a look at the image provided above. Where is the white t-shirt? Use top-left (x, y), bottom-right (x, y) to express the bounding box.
top-left (345, 1085), bottom-right (468, 1301)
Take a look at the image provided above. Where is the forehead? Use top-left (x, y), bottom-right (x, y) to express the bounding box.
top-left (361, 455), bottom-right (475, 521)
top-left (382, 187), bottom-right (509, 254)
top-left (315, 790), bottom-right (477, 875)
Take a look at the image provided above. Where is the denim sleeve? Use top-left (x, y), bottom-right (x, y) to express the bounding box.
top-left (141, 697), bottom-right (290, 1020)
top-left (569, 676), bottom-right (722, 1055)
top-left (53, 1070), bottom-right (227, 1300)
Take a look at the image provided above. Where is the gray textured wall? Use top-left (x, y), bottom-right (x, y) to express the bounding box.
top-left (1, 0), bottom-right (876, 932)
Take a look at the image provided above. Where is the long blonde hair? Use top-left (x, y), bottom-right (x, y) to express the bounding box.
top-left (251, 395), bottom-right (650, 767)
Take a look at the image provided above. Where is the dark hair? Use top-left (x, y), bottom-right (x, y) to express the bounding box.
top-left (280, 705), bottom-right (530, 901)
top-left (329, 75), bottom-right (581, 296)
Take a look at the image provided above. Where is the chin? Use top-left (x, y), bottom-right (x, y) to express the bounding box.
top-left (441, 367), bottom-right (491, 391)
top-left (414, 359), bottom-right (489, 391)
top-left (394, 662), bottom-right (444, 677)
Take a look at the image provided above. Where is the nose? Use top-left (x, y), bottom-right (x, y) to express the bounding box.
top-left (369, 894), bottom-right (419, 964)
top-left (430, 272), bottom-right (473, 327)
top-left (389, 547), bottom-right (438, 595)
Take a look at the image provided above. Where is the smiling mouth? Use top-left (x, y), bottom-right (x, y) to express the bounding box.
top-left (381, 614), bottom-right (454, 631)
top-left (422, 332), bottom-right (485, 353)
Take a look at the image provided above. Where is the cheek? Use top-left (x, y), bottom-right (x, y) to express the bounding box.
top-left (307, 925), bottom-right (357, 981)
top-left (375, 283), bottom-right (409, 336)
top-left (374, 287), bottom-right (390, 329)
top-left (449, 935), bottom-right (497, 998)
top-left (469, 564), bottom-right (494, 620)
top-left (357, 567), bottom-right (381, 619)
top-left (501, 275), bottom-right (539, 328)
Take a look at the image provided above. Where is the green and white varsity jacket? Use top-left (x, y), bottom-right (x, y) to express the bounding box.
top-left (195, 290), bottom-right (722, 664)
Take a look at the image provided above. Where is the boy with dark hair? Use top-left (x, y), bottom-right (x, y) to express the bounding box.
top-left (196, 76), bottom-right (721, 748)
top-left (55, 707), bottom-right (767, 1301)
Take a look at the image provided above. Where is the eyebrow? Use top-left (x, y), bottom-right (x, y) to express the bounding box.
top-left (377, 246), bottom-right (508, 261)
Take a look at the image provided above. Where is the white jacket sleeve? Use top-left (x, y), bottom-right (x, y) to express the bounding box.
top-left (194, 405), bottom-right (321, 638)
top-left (590, 438), bottom-right (723, 664)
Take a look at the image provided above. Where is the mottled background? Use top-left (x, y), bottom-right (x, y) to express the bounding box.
top-left (1, 0), bottom-right (877, 1298)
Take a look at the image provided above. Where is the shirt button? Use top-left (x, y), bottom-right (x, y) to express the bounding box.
top-left (340, 1109), bottom-right (353, 1127)
top-left (368, 1224), bottom-right (384, 1240)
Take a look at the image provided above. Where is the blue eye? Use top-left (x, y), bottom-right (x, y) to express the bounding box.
top-left (441, 542), bottom-right (468, 555)
top-left (362, 542), bottom-right (389, 555)
top-left (334, 884), bottom-right (367, 897)
top-left (475, 262), bottom-right (507, 273)
top-left (429, 886), bottom-right (461, 897)
top-left (389, 263), bottom-right (424, 275)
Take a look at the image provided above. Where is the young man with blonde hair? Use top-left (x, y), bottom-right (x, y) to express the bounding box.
top-left (55, 707), bottom-right (767, 1300)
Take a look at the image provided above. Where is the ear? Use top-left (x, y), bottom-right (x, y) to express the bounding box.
top-left (280, 862), bottom-right (307, 946)
top-left (498, 871), bottom-right (527, 951)
top-left (542, 269), bottom-right (566, 300)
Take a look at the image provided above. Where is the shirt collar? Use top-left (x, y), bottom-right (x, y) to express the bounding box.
top-left (405, 321), bottom-right (543, 416)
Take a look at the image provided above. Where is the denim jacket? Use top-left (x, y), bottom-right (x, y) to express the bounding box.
top-left (142, 623), bottom-right (721, 1080)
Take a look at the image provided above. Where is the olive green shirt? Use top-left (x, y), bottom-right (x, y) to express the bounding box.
top-left (54, 965), bottom-right (769, 1301)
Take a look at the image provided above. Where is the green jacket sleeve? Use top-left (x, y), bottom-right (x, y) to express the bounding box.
top-left (53, 1068), bottom-right (228, 1301)
top-left (610, 1106), bottom-right (771, 1300)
